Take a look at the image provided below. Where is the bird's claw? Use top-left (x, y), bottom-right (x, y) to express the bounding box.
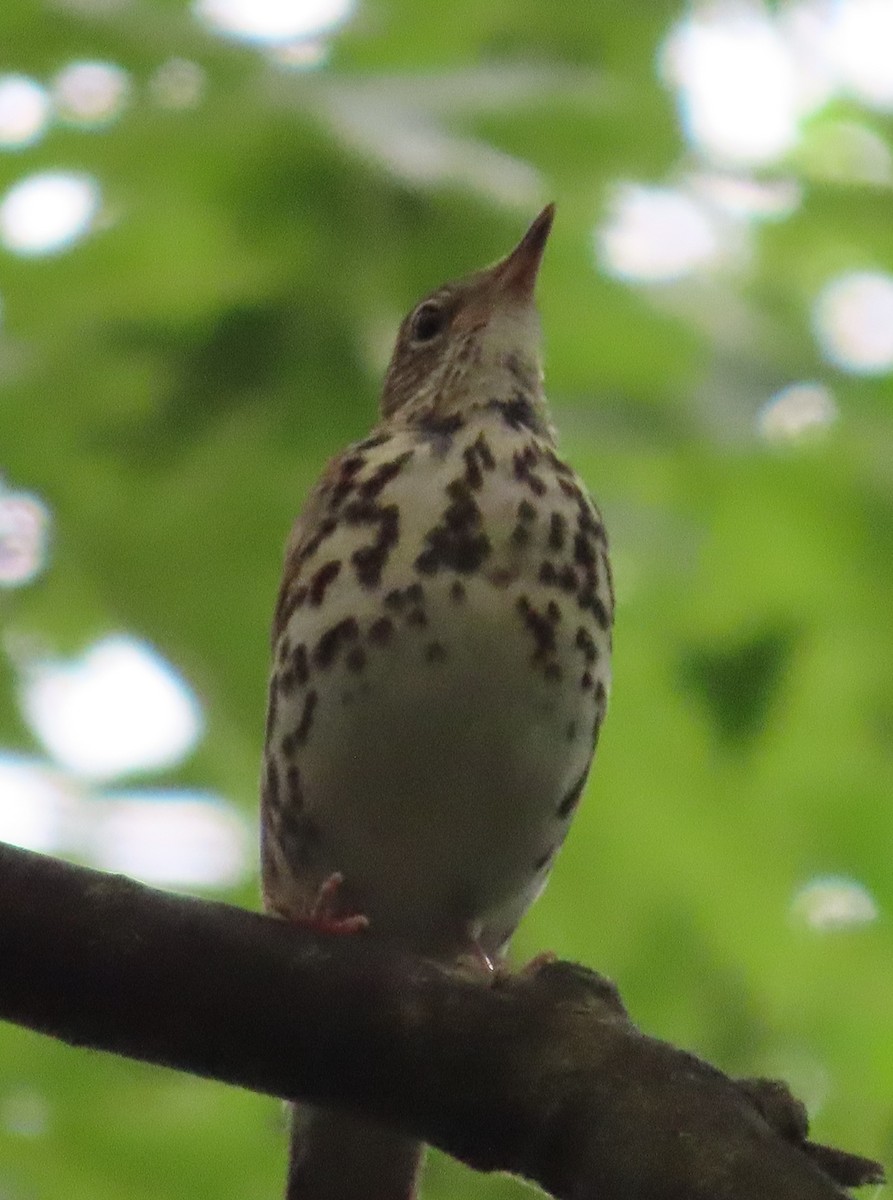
top-left (294, 872), bottom-right (370, 936)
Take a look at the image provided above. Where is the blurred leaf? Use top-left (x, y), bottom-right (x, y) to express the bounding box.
top-left (680, 625), bottom-right (798, 751)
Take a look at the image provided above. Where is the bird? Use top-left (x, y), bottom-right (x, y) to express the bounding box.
top-left (261, 204), bottom-right (613, 1200)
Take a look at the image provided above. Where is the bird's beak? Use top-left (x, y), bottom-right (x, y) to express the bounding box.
top-left (488, 204), bottom-right (555, 303)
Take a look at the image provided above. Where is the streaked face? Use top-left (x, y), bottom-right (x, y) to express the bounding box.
top-left (380, 207), bottom-right (554, 420)
top-left (381, 273), bottom-right (542, 419)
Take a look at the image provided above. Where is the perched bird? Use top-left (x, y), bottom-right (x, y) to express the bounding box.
top-left (262, 205), bottom-right (613, 1200)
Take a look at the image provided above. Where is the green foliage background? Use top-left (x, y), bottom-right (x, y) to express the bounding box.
top-left (1, 0), bottom-right (891, 1196)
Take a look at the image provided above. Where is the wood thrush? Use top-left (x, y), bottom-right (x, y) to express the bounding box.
top-left (262, 205), bottom-right (613, 1199)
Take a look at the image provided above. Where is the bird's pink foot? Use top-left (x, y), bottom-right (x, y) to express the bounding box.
top-left (288, 872), bottom-right (370, 936)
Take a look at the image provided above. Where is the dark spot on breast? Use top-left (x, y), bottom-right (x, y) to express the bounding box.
top-left (471, 432), bottom-right (496, 470)
top-left (557, 769), bottom-right (588, 818)
top-left (295, 689), bottom-right (318, 744)
top-left (425, 641), bottom-right (447, 663)
top-left (368, 616), bottom-right (394, 645)
top-left (341, 454), bottom-right (366, 476)
top-left (545, 449), bottom-right (575, 478)
top-left (356, 432), bottom-right (391, 451)
top-left (595, 678), bottom-right (608, 718)
top-left (548, 512), bottom-right (567, 552)
top-left (511, 498), bottom-right (538, 547)
top-left (298, 517), bottom-right (337, 562)
top-left (289, 585), bottom-right (308, 611)
top-left (360, 450), bottom-right (414, 500)
top-left (546, 601), bottom-right (561, 623)
top-left (579, 592), bottom-right (611, 630)
top-left (345, 646), bottom-right (366, 673)
top-left (277, 635), bottom-right (292, 664)
top-left (417, 411), bottom-right (465, 456)
top-left (309, 560), bottom-right (341, 607)
top-left (314, 618), bottom-right (360, 669)
top-left (384, 588), bottom-right (405, 611)
top-left (328, 479), bottom-right (353, 509)
top-left (420, 411), bottom-right (464, 436)
top-left (444, 479), bottom-right (479, 527)
top-left (581, 671), bottom-right (594, 691)
top-left (575, 626), bottom-right (597, 663)
top-left (415, 478), bottom-right (491, 575)
top-left (380, 507), bottom-right (400, 545)
top-left (574, 530), bottom-right (597, 569)
top-left (488, 392), bottom-right (542, 433)
top-left (539, 560), bottom-right (558, 586)
top-left (437, 532), bottom-right (489, 574)
top-left (450, 580), bottom-right (466, 604)
top-left (344, 498), bottom-right (378, 525)
top-left (328, 456), bottom-right (364, 508)
top-left (558, 566), bottom-right (578, 593)
top-left (462, 446), bottom-right (483, 491)
top-left (293, 643), bottom-right (310, 686)
top-left (462, 433), bottom-right (498, 490)
top-left (558, 477), bottom-right (582, 501)
top-left (405, 582), bottom-right (424, 604)
top-left (577, 503), bottom-right (605, 540)
top-left (516, 595), bottom-right (556, 659)
top-left (344, 501), bottom-right (399, 589)
top-left (513, 445), bottom-right (547, 497)
top-left (406, 608), bottom-right (428, 629)
top-left (352, 542), bottom-right (388, 589)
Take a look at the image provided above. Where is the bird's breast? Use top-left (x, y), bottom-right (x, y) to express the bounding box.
top-left (263, 410), bottom-right (612, 954)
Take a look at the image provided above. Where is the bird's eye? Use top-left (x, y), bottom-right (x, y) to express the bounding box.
top-left (410, 302), bottom-right (446, 344)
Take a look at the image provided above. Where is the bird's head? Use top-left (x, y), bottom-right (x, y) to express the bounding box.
top-left (380, 205), bottom-right (555, 431)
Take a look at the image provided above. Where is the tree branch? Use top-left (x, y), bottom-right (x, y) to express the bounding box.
top-left (0, 841), bottom-right (882, 1199)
